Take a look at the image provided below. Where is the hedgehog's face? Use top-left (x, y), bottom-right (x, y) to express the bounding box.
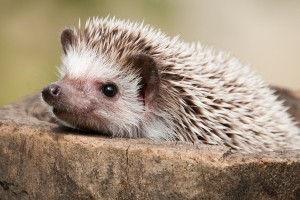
top-left (41, 29), bottom-right (160, 137)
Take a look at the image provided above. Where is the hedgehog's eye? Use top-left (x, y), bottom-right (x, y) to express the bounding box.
top-left (102, 83), bottom-right (118, 97)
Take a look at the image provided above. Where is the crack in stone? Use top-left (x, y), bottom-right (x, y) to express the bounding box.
top-left (0, 180), bottom-right (29, 197)
top-left (125, 145), bottom-right (131, 191)
top-left (0, 181), bottom-right (13, 190)
top-left (219, 148), bottom-right (234, 162)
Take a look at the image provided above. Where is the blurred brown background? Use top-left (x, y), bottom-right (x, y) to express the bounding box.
top-left (0, 0), bottom-right (300, 106)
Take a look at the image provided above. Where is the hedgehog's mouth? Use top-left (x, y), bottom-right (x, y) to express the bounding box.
top-left (52, 107), bottom-right (85, 129)
top-left (53, 107), bottom-right (65, 115)
top-left (52, 107), bottom-right (71, 120)
top-left (52, 107), bottom-right (110, 135)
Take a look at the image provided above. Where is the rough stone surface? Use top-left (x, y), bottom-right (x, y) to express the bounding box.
top-left (0, 88), bottom-right (300, 200)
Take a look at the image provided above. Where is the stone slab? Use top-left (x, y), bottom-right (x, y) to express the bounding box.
top-left (0, 90), bottom-right (299, 200)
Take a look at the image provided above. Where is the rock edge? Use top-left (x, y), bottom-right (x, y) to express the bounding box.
top-left (0, 90), bottom-right (300, 200)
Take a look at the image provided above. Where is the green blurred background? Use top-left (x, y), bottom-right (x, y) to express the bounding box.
top-left (1, 0), bottom-right (300, 106)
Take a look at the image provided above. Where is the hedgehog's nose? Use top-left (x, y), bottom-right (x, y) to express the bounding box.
top-left (42, 84), bottom-right (62, 106)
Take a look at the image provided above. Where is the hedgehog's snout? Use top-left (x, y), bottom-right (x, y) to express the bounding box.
top-left (42, 84), bottom-right (62, 106)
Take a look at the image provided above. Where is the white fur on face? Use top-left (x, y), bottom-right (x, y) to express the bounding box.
top-left (60, 48), bottom-right (122, 81)
top-left (58, 48), bottom-right (178, 140)
top-left (58, 48), bottom-right (161, 138)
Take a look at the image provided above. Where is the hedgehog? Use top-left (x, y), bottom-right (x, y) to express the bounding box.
top-left (41, 17), bottom-right (300, 153)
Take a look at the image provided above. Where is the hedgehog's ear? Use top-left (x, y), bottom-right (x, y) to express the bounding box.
top-left (128, 54), bottom-right (160, 106)
top-left (61, 29), bottom-right (75, 54)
